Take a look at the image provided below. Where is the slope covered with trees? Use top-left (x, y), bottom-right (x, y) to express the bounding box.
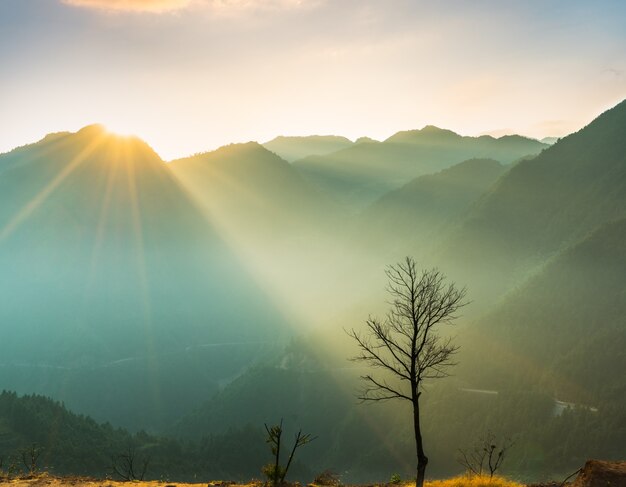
top-left (459, 217), bottom-right (626, 406)
top-left (356, 158), bottom-right (507, 257)
top-left (0, 390), bottom-right (279, 481)
top-left (437, 99), bottom-right (626, 305)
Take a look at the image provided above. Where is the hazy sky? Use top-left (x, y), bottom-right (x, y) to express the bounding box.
top-left (1, 0), bottom-right (625, 159)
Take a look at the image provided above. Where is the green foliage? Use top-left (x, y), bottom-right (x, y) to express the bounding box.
top-left (262, 463), bottom-right (286, 484)
top-left (390, 473), bottom-right (402, 484)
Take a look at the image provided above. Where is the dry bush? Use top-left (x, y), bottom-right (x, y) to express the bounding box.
top-left (313, 470), bottom-right (341, 486)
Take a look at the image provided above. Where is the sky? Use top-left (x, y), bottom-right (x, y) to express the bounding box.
top-left (1, 0), bottom-right (625, 160)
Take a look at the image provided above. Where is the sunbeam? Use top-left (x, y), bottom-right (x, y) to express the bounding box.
top-left (0, 132), bottom-right (106, 243)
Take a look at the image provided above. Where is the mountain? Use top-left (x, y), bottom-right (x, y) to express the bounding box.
top-left (356, 158), bottom-right (508, 258)
top-left (0, 126), bottom-right (290, 431)
top-left (168, 143), bottom-right (358, 322)
top-left (169, 142), bottom-right (339, 240)
top-left (292, 127), bottom-right (547, 210)
top-left (436, 99), bottom-right (626, 306)
top-left (263, 135), bottom-right (354, 162)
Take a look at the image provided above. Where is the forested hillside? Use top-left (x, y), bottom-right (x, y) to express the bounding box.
top-left (356, 158), bottom-right (508, 257)
top-left (459, 217), bottom-right (626, 405)
top-left (0, 390), bottom-right (279, 481)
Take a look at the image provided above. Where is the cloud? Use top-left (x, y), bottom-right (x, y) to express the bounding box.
top-left (61, 0), bottom-right (314, 13)
top-left (62, 0), bottom-right (194, 13)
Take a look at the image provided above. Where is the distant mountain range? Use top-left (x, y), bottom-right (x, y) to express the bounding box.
top-left (291, 126), bottom-right (547, 210)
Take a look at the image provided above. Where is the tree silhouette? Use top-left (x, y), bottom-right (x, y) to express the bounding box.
top-left (347, 257), bottom-right (466, 487)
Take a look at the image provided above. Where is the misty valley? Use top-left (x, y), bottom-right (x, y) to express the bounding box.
top-left (0, 101), bottom-right (625, 486)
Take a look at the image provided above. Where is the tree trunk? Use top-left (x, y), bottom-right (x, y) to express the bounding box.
top-left (274, 430), bottom-right (281, 487)
top-left (413, 398), bottom-right (428, 487)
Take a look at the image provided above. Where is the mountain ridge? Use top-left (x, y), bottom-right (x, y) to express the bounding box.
top-left (292, 126), bottom-right (548, 210)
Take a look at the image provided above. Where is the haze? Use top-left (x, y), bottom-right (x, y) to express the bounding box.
top-left (1, 0), bottom-right (625, 159)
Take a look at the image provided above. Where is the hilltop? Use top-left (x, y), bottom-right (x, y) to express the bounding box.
top-left (263, 135), bottom-right (354, 162)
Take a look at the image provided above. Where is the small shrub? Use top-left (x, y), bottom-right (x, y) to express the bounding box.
top-left (262, 463), bottom-right (286, 485)
top-left (4, 454), bottom-right (22, 479)
top-left (390, 473), bottom-right (402, 484)
top-left (314, 470), bottom-right (341, 486)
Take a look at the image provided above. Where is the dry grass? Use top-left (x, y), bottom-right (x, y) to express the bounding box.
top-left (424, 474), bottom-right (524, 487)
top-left (0, 476), bottom-right (255, 487)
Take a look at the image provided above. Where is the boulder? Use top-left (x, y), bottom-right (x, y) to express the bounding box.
top-left (571, 460), bottom-right (626, 487)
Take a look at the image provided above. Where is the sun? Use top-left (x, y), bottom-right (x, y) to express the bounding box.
top-left (101, 123), bottom-right (138, 138)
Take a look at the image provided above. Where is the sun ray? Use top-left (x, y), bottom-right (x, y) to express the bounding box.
top-left (0, 132), bottom-right (107, 243)
top-left (122, 141), bottom-right (165, 412)
top-left (87, 139), bottom-right (122, 282)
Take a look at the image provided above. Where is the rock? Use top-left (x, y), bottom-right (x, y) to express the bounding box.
top-left (571, 460), bottom-right (626, 487)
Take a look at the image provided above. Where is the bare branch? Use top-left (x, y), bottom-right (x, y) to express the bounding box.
top-left (357, 374), bottom-right (411, 402)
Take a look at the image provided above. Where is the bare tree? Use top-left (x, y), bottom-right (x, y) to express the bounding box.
top-left (457, 432), bottom-right (514, 478)
top-left (347, 257), bottom-right (466, 487)
top-left (111, 446), bottom-right (150, 481)
top-left (21, 444), bottom-right (43, 476)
